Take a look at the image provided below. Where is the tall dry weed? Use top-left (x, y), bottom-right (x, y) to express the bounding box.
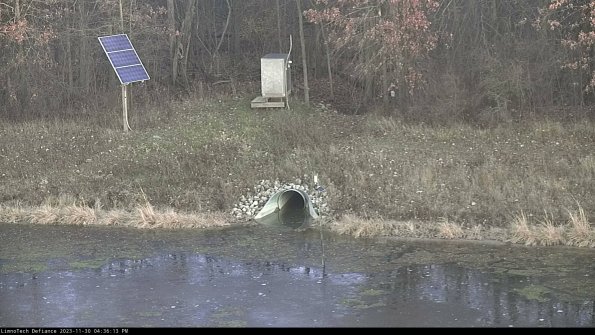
top-left (28, 205), bottom-right (61, 225)
top-left (510, 211), bottom-right (538, 246)
top-left (537, 212), bottom-right (565, 246)
top-left (0, 203), bottom-right (28, 223)
top-left (330, 214), bottom-right (396, 238)
top-left (437, 218), bottom-right (465, 239)
top-left (566, 204), bottom-right (594, 247)
top-left (60, 205), bottom-right (97, 226)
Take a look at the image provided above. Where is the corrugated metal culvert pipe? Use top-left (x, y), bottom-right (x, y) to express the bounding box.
top-left (254, 189), bottom-right (319, 228)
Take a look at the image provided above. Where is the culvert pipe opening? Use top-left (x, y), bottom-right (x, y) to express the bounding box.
top-left (279, 191), bottom-right (306, 228)
top-left (254, 189), bottom-right (319, 228)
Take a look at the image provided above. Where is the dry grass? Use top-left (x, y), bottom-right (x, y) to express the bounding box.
top-left (318, 209), bottom-right (595, 247)
top-left (579, 155), bottom-right (595, 175)
top-left (0, 202), bottom-right (238, 230)
top-left (466, 225), bottom-right (484, 240)
top-left (99, 209), bottom-right (132, 227)
top-left (537, 212), bottom-right (565, 246)
top-left (60, 205), bottom-right (98, 226)
top-left (132, 202), bottom-right (231, 229)
top-left (329, 219), bottom-right (433, 239)
top-left (0, 97), bottom-right (594, 248)
top-left (135, 202), bottom-right (159, 228)
top-left (437, 218), bottom-right (465, 239)
top-left (0, 203), bottom-right (27, 224)
top-left (566, 204), bottom-right (594, 247)
top-left (28, 205), bottom-right (61, 225)
top-left (510, 211), bottom-right (538, 246)
top-left (1, 201), bottom-right (593, 248)
top-left (402, 221), bottom-right (418, 236)
top-left (507, 207), bottom-right (594, 247)
top-left (328, 214), bottom-right (398, 238)
top-left (328, 214), bottom-right (478, 241)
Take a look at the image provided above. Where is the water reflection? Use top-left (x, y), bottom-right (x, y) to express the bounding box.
top-left (0, 251), bottom-right (593, 327)
top-left (381, 264), bottom-right (594, 327)
top-left (1, 223), bottom-right (593, 327)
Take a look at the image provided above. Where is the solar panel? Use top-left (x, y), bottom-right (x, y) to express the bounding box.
top-left (98, 34), bottom-right (150, 85)
top-left (116, 65), bottom-right (150, 83)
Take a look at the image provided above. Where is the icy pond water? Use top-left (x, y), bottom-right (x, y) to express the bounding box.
top-left (0, 223), bottom-right (593, 327)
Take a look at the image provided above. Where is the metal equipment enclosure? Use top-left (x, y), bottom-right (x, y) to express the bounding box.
top-left (251, 53), bottom-right (291, 108)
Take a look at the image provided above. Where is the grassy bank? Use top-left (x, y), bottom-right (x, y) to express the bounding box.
top-left (0, 96), bottom-right (593, 246)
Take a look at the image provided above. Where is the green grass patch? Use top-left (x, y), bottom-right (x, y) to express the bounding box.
top-left (341, 298), bottom-right (387, 310)
top-left (209, 306), bottom-right (247, 328)
top-left (360, 288), bottom-right (386, 297)
top-left (70, 259), bottom-right (108, 270)
top-left (514, 284), bottom-right (552, 303)
top-left (1, 261), bottom-right (48, 274)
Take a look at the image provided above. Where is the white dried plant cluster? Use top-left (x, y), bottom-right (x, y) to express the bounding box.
top-left (231, 178), bottom-right (329, 221)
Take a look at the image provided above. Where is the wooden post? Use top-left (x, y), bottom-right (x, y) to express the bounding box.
top-left (122, 84), bottom-right (129, 132)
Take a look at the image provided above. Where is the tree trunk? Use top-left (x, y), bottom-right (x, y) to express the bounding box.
top-left (171, 0), bottom-right (196, 87)
top-left (14, 0), bottom-right (28, 114)
top-left (118, 0), bottom-right (125, 32)
top-left (15, 0), bottom-right (20, 19)
top-left (296, 0), bottom-right (309, 107)
top-left (167, 0), bottom-right (177, 85)
top-left (363, 18), bottom-right (373, 103)
top-left (66, 32), bottom-right (73, 100)
top-left (380, 5), bottom-right (388, 106)
top-left (232, 0), bottom-right (241, 55)
top-left (320, 23), bottom-right (334, 100)
top-left (129, 0), bottom-right (136, 33)
top-left (382, 62), bottom-right (388, 105)
top-left (312, 24), bottom-right (320, 79)
top-left (179, 0), bottom-right (196, 86)
top-left (212, 0), bottom-right (231, 76)
top-left (276, 0), bottom-right (283, 51)
top-left (79, 0), bottom-right (89, 94)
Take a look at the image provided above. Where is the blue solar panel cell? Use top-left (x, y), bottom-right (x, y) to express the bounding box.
top-left (115, 65), bottom-right (150, 83)
top-left (99, 35), bottom-right (132, 52)
top-left (109, 50), bottom-right (141, 68)
top-left (98, 34), bottom-right (150, 84)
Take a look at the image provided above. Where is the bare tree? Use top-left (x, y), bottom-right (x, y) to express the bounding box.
top-left (276, 0), bottom-right (283, 51)
top-left (319, 23), bottom-right (334, 100)
top-left (296, 0), bottom-right (309, 106)
top-left (212, 0), bottom-right (231, 76)
top-left (167, 0), bottom-right (177, 85)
